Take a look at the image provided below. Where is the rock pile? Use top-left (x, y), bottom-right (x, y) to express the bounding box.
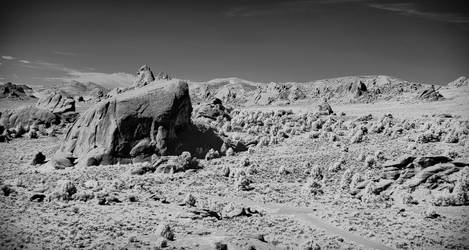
top-left (253, 82), bottom-right (307, 105)
top-left (344, 154), bottom-right (469, 206)
top-left (0, 82), bottom-right (34, 99)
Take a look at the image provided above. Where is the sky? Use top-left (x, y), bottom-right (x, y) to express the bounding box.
top-left (0, 0), bottom-right (468, 88)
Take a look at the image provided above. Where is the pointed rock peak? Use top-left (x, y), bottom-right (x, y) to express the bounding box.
top-left (135, 65), bottom-right (155, 87)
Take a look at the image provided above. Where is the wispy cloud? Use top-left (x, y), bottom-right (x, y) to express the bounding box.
top-left (1, 56), bottom-right (15, 60)
top-left (19, 60), bottom-right (31, 64)
top-left (223, 0), bottom-right (469, 25)
top-left (53, 50), bottom-right (78, 56)
top-left (25, 61), bottom-right (135, 88)
top-left (368, 3), bottom-right (469, 24)
top-left (223, 0), bottom-right (368, 17)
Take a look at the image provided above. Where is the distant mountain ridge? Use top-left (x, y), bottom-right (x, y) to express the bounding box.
top-left (188, 75), bottom-right (431, 105)
top-left (36, 80), bottom-right (109, 97)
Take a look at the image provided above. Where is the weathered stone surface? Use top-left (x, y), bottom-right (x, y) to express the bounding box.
top-left (417, 85), bottom-right (444, 101)
top-left (36, 91), bottom-right (76, 114)
top-left (406, 163), bottom-right (455, 188)
top-left (413, 155), bottom-right (452, 168)
top-left (58, 80), bottom-right (192, 165)
top-left (134, 65), bottom-right (155, 87)
top-left (0, 106), bottom-right (60, 130)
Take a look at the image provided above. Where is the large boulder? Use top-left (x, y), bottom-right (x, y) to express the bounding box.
top-left (36, 91), bottom-right (76, 114)
top-left (58, 79), bottom-right (193, 165)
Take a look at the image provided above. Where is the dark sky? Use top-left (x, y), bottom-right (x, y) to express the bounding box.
top-left (0, 0), bottom-right (468, 87)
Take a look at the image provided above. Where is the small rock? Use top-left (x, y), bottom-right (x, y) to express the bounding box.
top-left (30, 193), bottom-right (46, 202)
top-left (241, 157), bottom-right (250, 167)
top-left (31, 152), bottom-right (46, 165)
top-left (278, 166), bottom-right (290, 175)
top-left (226, 147), bottom-right (234, 156)
top-left (156, 223), bottom-right (174, 241)
top-left (221, 166), bottom-right (231, 177)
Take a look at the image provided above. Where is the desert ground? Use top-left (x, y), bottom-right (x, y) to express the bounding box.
top-left (0, 72), bottom-right (468, 250)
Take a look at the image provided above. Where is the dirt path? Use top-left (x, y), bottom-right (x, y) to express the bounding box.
top-left (216, 196), bottom-right (395, 250)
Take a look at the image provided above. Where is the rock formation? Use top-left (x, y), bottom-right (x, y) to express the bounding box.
top-left (36, 91), bottom-right (76, 114)
top-left (447, 76), bottom-right (468, 88)
top-left (134, 65), bottom-right (155, 87)
top-left (194, 98), bottom-right (231, 121)
top-left (0, 82), bottom-right (34, 99)
top-left (58, 79), bottom-right (193, 165)
top-left (0, 106), bottom-right (60, 131)
top-left (417, 85), bottom-right (444, 101)
top-left (253, 82), bottom-right (307, 105)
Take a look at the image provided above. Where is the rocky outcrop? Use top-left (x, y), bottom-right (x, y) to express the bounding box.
top-left (58, 79), bottom-right (193, 165)
top-left (194, 98), bottom-right (231, 121)
top-left (36, 91), bottom-right (76, 114)
top-left (417, 85), bottom-right (444, 101)
top-left (155, 72), bottom-right (172, 81)
top-left (0, 82), bottom-right (34, 99)
top-left (447, 76), bottom-right (468, 88)
top-left (134, 65), bottom-right (155, 87)
top-left (134, 65), bottom-right (172, 88)
top-left (0, 106), bottom-right (60, 131)
top-left (253, 82), bottom-right (307, 105)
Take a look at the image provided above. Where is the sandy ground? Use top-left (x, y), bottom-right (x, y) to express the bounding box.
top-left (1, 88), bottom-right (468, 249)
